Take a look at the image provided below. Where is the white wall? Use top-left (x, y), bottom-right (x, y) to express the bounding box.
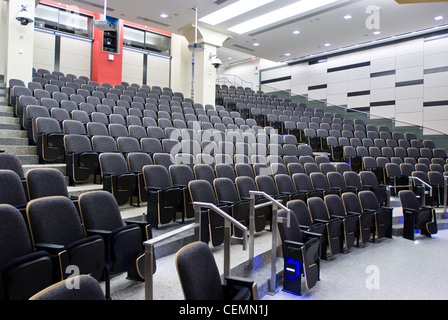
top-left (59, 36), bottom-right (91, 78)
top-left (256, 34), bottom-right (448, 135)
top-left (33, 29), bottom-right (92, 78)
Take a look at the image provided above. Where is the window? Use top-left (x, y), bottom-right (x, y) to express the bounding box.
top-left (123, 26), bottom-right (171, 56)
top-left (34, 4), bottom-right (93, 38)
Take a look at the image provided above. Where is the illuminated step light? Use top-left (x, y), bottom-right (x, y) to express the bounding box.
top-left (228, 0), bottom-right (340, 34)
top-left (199, 0), bottom-right (274, 26)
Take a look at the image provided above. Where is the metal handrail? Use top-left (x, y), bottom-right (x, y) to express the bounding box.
top-left (248, 190), bottom-right (291, 295)
top-left (409, 176), bottom-right (433, 207)
top-left (143, 200), bottom-right (249, 300)
top-left (193, 201), bottom-right (249, 278)
top-left (144, 222), bottom-right (200, 300)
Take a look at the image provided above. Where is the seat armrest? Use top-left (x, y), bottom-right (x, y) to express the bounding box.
top-left (283, 239), bottom-right (305, 248)
top-left (125, 217), bottom-right (152, 240)
top-left (330, 214), bottom-right (346, 220)
top-left (302, 230), bottom-right (322, 238)
top-left (313, 218), bottom-right (329, 224)
top-left (224, 276), bottom-right (255, 300)
top-left (86, 228), bottom-right (112, 238)
top-left (34, 243), bottom-right (65, 255)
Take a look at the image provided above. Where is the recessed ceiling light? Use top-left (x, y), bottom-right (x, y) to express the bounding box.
top-left (228, 0), bottom-right (339, 34)
top-left (344, 15), bottom-right (352, 20)
top-left (253, 42), bottom-right (260, 47)
top-left (284, 53), bottom-right (291, 56)
top-left (373, 30), bottom-right (381, 35)
top-left (293, 30), bottom-right (301, 35)
top-left (199, 0), bottom-right (274, 26)
top-left (160, 13), bottom-right (168, 18)
top-left (434, 15), bottom-right (443, 21)
top-left (324, 43), bottom-right (331, 47)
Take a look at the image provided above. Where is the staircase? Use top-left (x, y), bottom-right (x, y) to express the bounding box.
top-left (0, 81), bottom-right (40, 165)
top-left (0, 78), bottom-right (94, 188)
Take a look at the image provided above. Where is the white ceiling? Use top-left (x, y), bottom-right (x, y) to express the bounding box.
top-left (56, 0), bottom-right (448, 66)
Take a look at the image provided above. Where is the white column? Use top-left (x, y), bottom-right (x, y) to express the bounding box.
top-left (4, 0), bottom-right (35, 84)
top-left (179, 24), bottom-right (230, 106)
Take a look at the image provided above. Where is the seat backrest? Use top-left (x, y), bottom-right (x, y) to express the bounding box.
top-left (310, 172), bottom-right (330, 189)
top-left (274, 174), bottom-right (295, 194)
top-left (99, 152), bottom-right (129, 175)
top-left (235, 163), bottom-right (255, 179)
top-left (176, 241), bottom-right (224, 300)
top-left (292, 173), bottom-right (313, 191)
top-left (92, 136), bottom-right (118, 153)
top-left (358, 190), bottom-right (381, 211)
top-left (188, 179), bottom-right (217, 204)
top-left (343, 171), bottom-right (362, 187)
top-left (287, 199), bottom-right (313, 227)
top-left (255, 175), bottom-right (278, 196)
top-left (327, 171), bottom-right (346, 189)
top-left (0, 205), bottom-right (34, 269)
top-left (339, 194), bottom-right (360, 216)
top-left (30, 275), bottom-right (105, 300)
top-left (64, 134), bottom-right (93, 154)
top-left (193, 164), bottom-right (216, 185)
top-left (324, 194), bottom-right (346, 216)
top-left (0, 153), bottom-right (25, 179)
top-left (359, 171), bottom-right (379, 186)
top-left (26, 168), bottom-right (69, 200)
top-left (215, 163), bottom-right (236, 181)
top-left (142, 164), bottom-right (172, 189)
top-left (169, 164), bottom-right (195, 186)
top-left (127, 152), bottom-right (153, 173)
top-left (27, 196), bottom-right (85, 247)
top-left (214, 177), bottom-right (239, 203)
top-left (152, 153), bottom-right (174, 170)
top-left (235, 176), bottom-right (257, 199)
top-left (78, 191), bottom-right (123, 232)
top-left (278, 208), bottom-right (303, 246)
top-left (398, 190), bottom-right (420, 210)
top-left (117, 137), bottom-right (141, 153)
top-left (307, 197), bottom-right (330, 220)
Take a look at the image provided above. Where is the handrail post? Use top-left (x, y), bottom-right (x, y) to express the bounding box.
top-left (249, 194), bottom-right (256, 269)
top-left (144, 240), bottom-right (155, 300)
top-left (444, 175), bottom-right (448, 218)
top-left (192, 201), bottom-right (248, 279)
top-left (248, 190), bottom-right (290, 295)
top-left (268, 201), bottom-right (279, 295)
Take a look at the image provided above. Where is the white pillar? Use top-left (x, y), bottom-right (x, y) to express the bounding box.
top-left (179, 24), bottom-right (230, 106)
top-left (4, 0), bottom-right (35, 84)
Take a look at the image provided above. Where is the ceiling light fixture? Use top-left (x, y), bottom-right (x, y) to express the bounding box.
top-left (199, 0), bottom-right (274, 26)
top-left (227, 0), bottom-right (340, 34)
top-left (253, 42), bottom-right (260, 46)
top-left (324, 43), bottom-right (331, 47)
top-left (373, 30), bottom-right (381, 35)
top-left (293, 30), bottom-right (301, 35)
top-left (160, 13), bottom-right (168, 18)
top-left (284, 53), bottom-right (291, 56)
top-left (344, 14), bottom-right (352, 19)
top-left (434, 15), bottom-right (443, 21)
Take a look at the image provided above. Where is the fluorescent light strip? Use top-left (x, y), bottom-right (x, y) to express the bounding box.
top-left (199, 0), bottom-right (274, 26)
top-left (228, 0), bottom-right (340, 34)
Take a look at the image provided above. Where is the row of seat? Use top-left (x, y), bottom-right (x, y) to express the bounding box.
top-left (0, 160), bottom-right (151, 300)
